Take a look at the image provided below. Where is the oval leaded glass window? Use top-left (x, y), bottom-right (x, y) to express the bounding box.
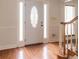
top-left (31, 6), bottom-right (38, 28)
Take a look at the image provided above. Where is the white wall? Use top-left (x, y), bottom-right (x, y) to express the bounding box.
top-left (48, 0), bottom-right (64, 42)
top-left (0, 0), bottom-right (18, 50)
top-left (48, 0), bottom-right (78, 42)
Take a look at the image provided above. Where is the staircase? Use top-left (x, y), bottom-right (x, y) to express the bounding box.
top-left (58, 16), bottom-right (78, 59)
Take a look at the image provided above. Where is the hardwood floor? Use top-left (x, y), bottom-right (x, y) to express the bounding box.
top-left (0, 43), bottom-right (62, 59)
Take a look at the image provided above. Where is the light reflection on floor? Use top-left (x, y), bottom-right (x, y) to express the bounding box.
top-left (18, 49), bottom-right (25, 59)
top-left (43, 45), bottom-right (48, 59)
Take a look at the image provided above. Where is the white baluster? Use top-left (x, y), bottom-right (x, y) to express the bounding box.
top-left (66, 24), bottom-right (69, 55)
top-left (70, 23), bottom-right (72, 51)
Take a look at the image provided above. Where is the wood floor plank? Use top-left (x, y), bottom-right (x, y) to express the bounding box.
top-left (0, 43), bottom-right (63, 59)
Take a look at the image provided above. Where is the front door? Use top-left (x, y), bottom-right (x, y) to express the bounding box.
top-left (25, 0), bottom-right (44, 45)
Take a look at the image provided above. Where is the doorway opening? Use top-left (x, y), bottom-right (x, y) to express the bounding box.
top-left (65, 6), bottom-right (75, 35)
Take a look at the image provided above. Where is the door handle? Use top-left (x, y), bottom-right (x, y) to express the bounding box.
top-left (41, 21), bottom-right (43, 27)
top-left (41, 24), bottom-right (43, 27)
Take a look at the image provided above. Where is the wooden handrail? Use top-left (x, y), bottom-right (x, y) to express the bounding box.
top-left (61, 16), bottom-right (78, 24)
top-left (60, 16), bottom-right (78, 57)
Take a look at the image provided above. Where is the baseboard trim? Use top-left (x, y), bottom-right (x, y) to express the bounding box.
top-left (25, 42), bottom-right (43, 46)
top-left (48, 41), bottom-right (59, 43)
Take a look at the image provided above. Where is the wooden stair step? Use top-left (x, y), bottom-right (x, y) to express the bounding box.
top-left (57, 55), bottom-right (68, 59)
top-left (68, 49), bottom-right (78, 56)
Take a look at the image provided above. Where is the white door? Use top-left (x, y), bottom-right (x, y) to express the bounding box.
top-left (25, 0), bottom-right (44, 45)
